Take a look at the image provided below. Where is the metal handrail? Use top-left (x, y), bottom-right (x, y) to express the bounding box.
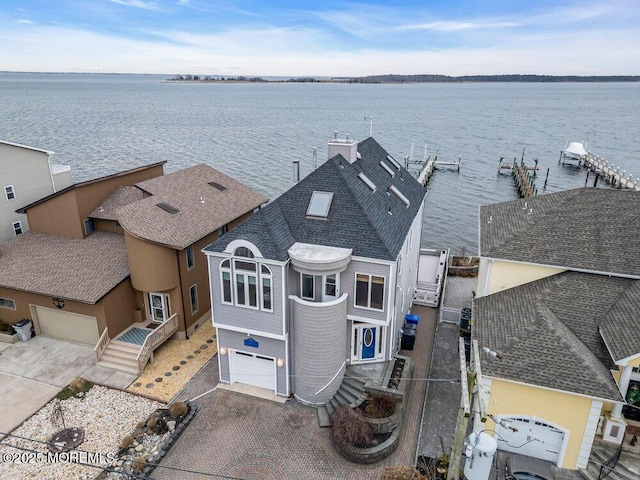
top-left (315, 360), bottom-right (346, 395)
top-left (598, 443), bottom-right (622, 480)
top-left (94, 327), bottom-right (110, 362)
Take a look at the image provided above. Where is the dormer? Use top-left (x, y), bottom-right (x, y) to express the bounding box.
top-left (327, 132), bottom-right (358, 164)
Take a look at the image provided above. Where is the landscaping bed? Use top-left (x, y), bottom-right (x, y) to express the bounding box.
top-left (0, 381), bottom-right (162, 480)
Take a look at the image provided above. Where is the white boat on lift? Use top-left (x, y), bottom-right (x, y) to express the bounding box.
top-left (561, 141), bottom-right (588, 164)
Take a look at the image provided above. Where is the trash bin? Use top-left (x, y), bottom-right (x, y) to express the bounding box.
top-left (405, 314), bottom-right (420, 325)
top-left (401, 331), bottom-right (416, 351)
top-left (13, 319), bottom-right (33, 341)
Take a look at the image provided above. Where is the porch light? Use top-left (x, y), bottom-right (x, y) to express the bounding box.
top-left (277, 358), bottom-right (285, 367)
top-left (219, 347), bottom-right (228, 355)
top-left (52, 297), bottom-right (65, 309)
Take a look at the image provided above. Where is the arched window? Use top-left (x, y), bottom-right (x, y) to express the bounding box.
top-left (261, 265), bottom-right (272, 311)
top-left (234, 247), bottom-right (254, 258)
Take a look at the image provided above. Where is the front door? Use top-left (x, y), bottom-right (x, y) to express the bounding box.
top-left (362, 327), bottom-right (376, 359)
top-left (148, 292), bottom-right (170, 323)
top-left (352, 323), bottom-right (383, 362)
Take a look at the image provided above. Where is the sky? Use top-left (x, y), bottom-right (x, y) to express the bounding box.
top-left (1, 0), bottom-right (639, 76)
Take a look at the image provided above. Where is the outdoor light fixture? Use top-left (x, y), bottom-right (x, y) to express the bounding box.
top-left (52, 297), bottom-right (65, 309)
top-left (219, 347), bottom-right (228, 355)
top-left (277, 358), bottom-right (285, 367)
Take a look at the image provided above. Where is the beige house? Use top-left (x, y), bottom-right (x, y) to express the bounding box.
top-left (1, 161), bottom-right (267, 373)
top-left (0, 140), bottom-right (72, 242)
top-left (472, 187), bottom-right (640, 470)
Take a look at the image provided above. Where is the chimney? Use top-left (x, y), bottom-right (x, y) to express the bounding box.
top-left (328, 131), bottom-right (358, 164)
top-left (292, 160), bottom-right (300, 183)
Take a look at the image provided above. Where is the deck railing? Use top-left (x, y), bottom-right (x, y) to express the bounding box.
top-left (94, 327), bottom-right (110, 362)
top-left (136, 313), bottom-right (179, 374)
top-left (598, 443), bottom-right (622, 480)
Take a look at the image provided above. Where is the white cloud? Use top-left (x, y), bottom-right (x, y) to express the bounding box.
top-left (398, 21), bottom-right (519, 32)
top-left (108, 0), bottom-right (163, 11)
top-left (17, 19), bottom-right (34, 24)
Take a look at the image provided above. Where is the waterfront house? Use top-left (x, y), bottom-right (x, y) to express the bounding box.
top-left (203, 135), bottom-right (426, 402)
top-left (0, 140), bottom-right (72, 242)
top-left (1, 161), bottom-right (266, 373)
top-left (472, 188), bottom-right (640, 470)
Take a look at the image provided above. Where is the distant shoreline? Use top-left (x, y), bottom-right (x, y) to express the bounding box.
top-left (166, 74), bottom-right (640, 84)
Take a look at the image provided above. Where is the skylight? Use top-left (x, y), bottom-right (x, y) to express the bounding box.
top-left (156, 202), bottom-right (180, 214)
top-left (387, 154), bottom-right (402, 170)
top-left (307, 191), bottom-right (334, 218)
top-left (208, 181), bottom-right (227, 191)
top-left (389, 185), bottom-right (410, 207)
top-left (358, 173), bottom-right (376, 191)
top-left (380, 161), bottom-right (395, 176)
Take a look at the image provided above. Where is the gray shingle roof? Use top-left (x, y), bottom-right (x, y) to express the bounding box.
top-left (473, 271), bottom-right (631, 401)
top-left (0, 231), bottom-right (129, 304)
top-left (116, 164), bottom-right (268, 250)
top-left (599, 281), bottom-right (640, 363)
top-left (204, 138), bottom-right (427, 261)
top-left (479, 188), bottom-right (640, 277)
top-left (90, 186), bottom-right (143, 220)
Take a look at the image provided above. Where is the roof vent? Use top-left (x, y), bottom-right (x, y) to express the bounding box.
top-left (208, 181), bottom-right (227, 191)
top-left (156, 202), bottom-right (180, 214)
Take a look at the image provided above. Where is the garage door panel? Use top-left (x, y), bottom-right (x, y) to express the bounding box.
top-left (35, 306), bottom-right (99, 345)
top-left (230, 351), bottom-right (276, 391)
top-left (495, 417), bottom-right (564, 463)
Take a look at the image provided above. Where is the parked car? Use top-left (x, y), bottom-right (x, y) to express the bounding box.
top-left (506, 454), bottom-right (552, 480)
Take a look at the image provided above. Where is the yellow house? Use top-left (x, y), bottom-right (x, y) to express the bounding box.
top-left (472, 187), bottom-right (640, 470)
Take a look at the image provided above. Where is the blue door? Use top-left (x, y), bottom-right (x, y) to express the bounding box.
top-left (362, 327), bottom-right (376, 359)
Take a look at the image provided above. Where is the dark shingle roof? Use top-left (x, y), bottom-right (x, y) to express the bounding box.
top-left (479, 188), bottom-right (640, 277)
top-left (473, 271), bottom-right (632, 401)
top-left (599, 281), bottom-right (640, 363)
top-left (0, 231), bottom-right (129, 304)
top-left (117, 164), bottom-right (268, 250)
top-left (205, 138), bottom-right (426, 261)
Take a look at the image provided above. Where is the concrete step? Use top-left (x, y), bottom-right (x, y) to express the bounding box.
top-left (337, 386), bottom-right (358, 405)
top-left (329, 398), bottom-right (340, 412)
top-left (342, 375), bottom-right (366, 390)
top-left (340, 382), bottom-right (365, 400)
top-left (325, 402), bottom-right (335, 416)
top-left (107, 340), bottom-right (143, 354)
top-left (583, 455), bottom-right (638, 480)
top-left (101, 346), bottom-right (138, 362)
top-left (96, 359), bottom-right (139, 376)
top-left (334, 390), bottom-right (352, 407)
top-left (317, 405), bottom-right (331, 428)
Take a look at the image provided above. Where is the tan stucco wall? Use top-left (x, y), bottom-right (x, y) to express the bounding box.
top-left (487, 378), bottom-right (593, 469)
top-left (101, 278), bottom-right (138, 337)
top-left (95, 219), bottom-right (123, 234)
top-left (479, 259), bottom-right (565, 295)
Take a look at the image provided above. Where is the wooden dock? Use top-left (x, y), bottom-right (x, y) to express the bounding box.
top-left (416, 155), bottom-right (461, 187)
top-left (498, 157), bottom-right (539, 198)
top-left (583, 153), bottom-right (639, 191)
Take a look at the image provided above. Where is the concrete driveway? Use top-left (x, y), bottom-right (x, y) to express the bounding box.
top-left (0, 336), bottom-right (137, 436)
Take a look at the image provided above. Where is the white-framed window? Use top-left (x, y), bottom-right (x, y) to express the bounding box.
top-left (189, 284), bottom-right (199, 315)
top-left (355, 273), bottom-right (385, 310)
top-left (4, 185), bottom-right (15, 200)
top-left (219, 248), bottom-right (273, 312)
top-left (301, 274), bottom-right (315, 300)
top-left (325, 274), bottom-right (337, 297)
top-left (186, 245), bottom-right (195, 270)
top-left (84, 218), bottom-right (96, 235)
top-left (0, 297), bottom-right (16, 310)
top-left (12, 221), bottom-right (23, 236)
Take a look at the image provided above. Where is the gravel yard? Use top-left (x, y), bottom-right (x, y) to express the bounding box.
top-left (0, 385), bottom-right (162, 479)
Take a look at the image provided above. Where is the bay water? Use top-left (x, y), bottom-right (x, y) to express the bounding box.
top-left (1, 73), bottom-right (638, 252)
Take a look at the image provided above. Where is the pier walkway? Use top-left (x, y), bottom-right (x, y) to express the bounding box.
top-left (584, 154), bottom-right (640, 191)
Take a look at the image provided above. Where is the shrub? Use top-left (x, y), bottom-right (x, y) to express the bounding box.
top-left (146, 417), bottom-right (158, 432)
top-left (68, 377), bottom-right (86, 392)
top-left (380, 466), bottom-right (426, 480)
top-left (130, 456), bottom-right (147, 474)
top-left (366, 393), bottom-right (397, 418)
top-left (0, 320), bottom-right (12, 332)
top-left (331, 405), bottom-right (373, 449)
top-left (169, 401), bottom-right (188, 419)
top-left (136, 421), bottom-right (146, 429)
top-left (119, 435), bottom-right (134, 450)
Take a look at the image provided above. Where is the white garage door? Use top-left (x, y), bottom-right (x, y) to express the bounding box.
top-left (34, 306), bottom-right (99, 345)
top-left (495, 417), bottom-right (565, 463)
top-left (230, 350), bottom-right (276, 391)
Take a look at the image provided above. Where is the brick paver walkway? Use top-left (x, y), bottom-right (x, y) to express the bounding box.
top-left (154, 306), bottom-right (438, 479)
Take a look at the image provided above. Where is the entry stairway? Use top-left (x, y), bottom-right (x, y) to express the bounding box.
top-left (96, 340), bottom-right (140, 375)
top-left (317, 367), bottom-right (368, 428)
top-left (580, 440), bottom-right (640, 480)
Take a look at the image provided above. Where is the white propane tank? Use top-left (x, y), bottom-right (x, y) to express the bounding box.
top-left (463, 431), bottom-right (497, 480)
